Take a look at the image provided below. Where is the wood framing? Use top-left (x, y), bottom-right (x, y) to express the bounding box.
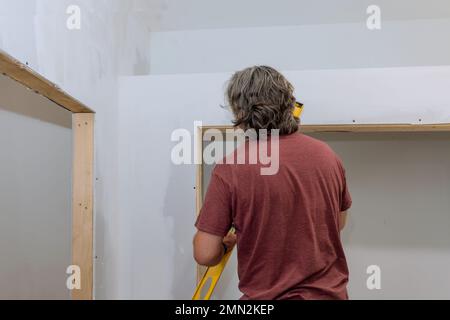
top-left (196, 125), bottom-right (207, 283)
top-left (0, 49), bottom-right (95, 300)
top-left (200, 123), bottom-right (450, 134)
top-left (72, 114), bottom-right (94, 300)
top-left (195, 123), bottom-right (450, 283)
top-left (0, 50), bottom-right (93, 113)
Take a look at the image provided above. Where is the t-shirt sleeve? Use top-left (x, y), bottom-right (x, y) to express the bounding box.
top-left (337, 157), bottom-right (352, 212)
top-left (195, 169), bottom-right (233, 237)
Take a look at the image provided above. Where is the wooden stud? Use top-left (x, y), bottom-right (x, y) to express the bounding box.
top-left (195, 125), bottom-right (209, 284)
top-left (0, 49), bottom-right (93, 113)
top-left (299, 123), bottom-right (450, 132)
top-left (199, 123), bottom-right (450, 135)
top-left (72, 113), bottom-right (94, 300)
top-left (195, 125), bottom-right (204, 219)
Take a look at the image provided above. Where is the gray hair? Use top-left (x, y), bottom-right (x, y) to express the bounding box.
top-left (226, 66), bottom-right (299, 135)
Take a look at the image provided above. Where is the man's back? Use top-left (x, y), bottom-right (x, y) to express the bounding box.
top-left (196, 133), bottom-right (352, 300)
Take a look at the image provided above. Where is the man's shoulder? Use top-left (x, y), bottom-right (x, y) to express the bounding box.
top-left (296, 133), bottom-right (334, 152)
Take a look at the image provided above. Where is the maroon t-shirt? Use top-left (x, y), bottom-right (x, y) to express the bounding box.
top-left (195, 132), bottom-right (352, 300)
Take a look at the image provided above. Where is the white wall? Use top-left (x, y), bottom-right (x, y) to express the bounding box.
top-left (149, 19), bottom-right (450, 74)
top-left (0, 0), bottom-right (152, 299)
top-left (116, 76), bottom-right (229, 299)
top-left (321, 132), bottom-right (450, 299)
top-left (0, 75), bottom-right (72, 299)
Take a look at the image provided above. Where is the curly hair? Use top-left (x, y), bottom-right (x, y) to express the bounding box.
top-left (226, 66), bottom-right (299, 135)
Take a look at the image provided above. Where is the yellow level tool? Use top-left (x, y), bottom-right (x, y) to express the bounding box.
top-left (192, 102), bottom-right (304, 300)
top-left (192, 242), bottom-right (234, 300)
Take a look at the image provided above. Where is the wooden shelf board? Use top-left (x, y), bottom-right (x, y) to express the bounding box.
top-left (200, 123), bottom-right (450, 136)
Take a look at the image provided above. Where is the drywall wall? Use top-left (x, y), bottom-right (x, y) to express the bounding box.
top-left (149, 19), bottom-right (450, 75)
top-left (120, 66), bottom-right (450, 127)
top-left (0, 0), bottom-right (153, 298)
top-left (202, 133), bottom-right (450, 299)
top-left (117, 62), bottom-right (450, 298)
top-left (0, 74), bottom-right (72, 299)
top-left (116, 75), bottom-right (230, 299)
top-left (321, 132), bottom-right (450, 299)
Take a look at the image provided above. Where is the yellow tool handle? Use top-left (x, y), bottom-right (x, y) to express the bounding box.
top-left (293, 102), bottom-right (304, 119)
top-left (192, 248), bottom-right (234, 300)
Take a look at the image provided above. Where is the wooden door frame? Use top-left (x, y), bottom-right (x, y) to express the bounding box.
top-left (195, 123), bottom-right (450, 283)
top-left (0, 49), bottom-right (95, 300)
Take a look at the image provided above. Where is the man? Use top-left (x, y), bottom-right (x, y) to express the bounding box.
top-left (193, 66), bottom-right (352, 300)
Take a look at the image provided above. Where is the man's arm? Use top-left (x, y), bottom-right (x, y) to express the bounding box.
top-left (193, 231), bottom-right (237, 267)
top-left (339, 211), bottom-right (348, 231)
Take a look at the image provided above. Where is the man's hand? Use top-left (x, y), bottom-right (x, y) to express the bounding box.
top-left (223, 233), bottom-right (237, 252)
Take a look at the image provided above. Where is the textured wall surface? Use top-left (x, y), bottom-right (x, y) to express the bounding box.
top-left (0, 0), bottom-right (152, 299)
top-left (0, 75), bottom-right (72, 299)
